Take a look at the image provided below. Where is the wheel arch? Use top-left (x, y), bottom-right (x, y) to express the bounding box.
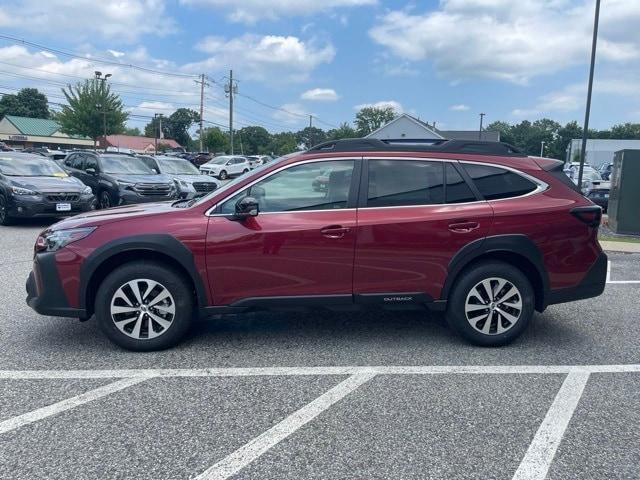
top-left (441, 235), bottom-right (549, 312)
top-left (80, 234), bottom-right (208, 317)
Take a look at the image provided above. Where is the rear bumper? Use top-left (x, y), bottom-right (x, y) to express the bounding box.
top-left (26, 253), bottom-right (86, 318)
top-left (546, 251), bottom-right (608, 307)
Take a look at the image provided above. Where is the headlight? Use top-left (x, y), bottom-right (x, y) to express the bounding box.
top-left (82, 186), bottom-right (93, 195)
top-left (174, 179), bottom-right (189, 187)
top-left (11, 186), bottom-right (39, 195)
top-left (35, 227), bottom-right (97, 253)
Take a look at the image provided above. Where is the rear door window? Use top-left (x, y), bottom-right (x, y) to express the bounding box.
top-left (462, 164), bottom-right (538, 200)
top-left (366, 160), bottom-right (444, 207)
top-left (445, 164), bottom-right (476, 204)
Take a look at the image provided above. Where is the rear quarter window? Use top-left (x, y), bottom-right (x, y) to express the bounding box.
top-left (462, 164), bottom-right (538, 200)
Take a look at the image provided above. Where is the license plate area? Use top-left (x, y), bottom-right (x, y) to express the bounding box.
top-left (56, 203), bottom-right (71, 212)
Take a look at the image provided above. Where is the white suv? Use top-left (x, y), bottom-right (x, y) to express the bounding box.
top-left (199, 155), bottom-right (250, 180)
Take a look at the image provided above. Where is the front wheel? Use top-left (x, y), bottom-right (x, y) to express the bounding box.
top-left (95, 261), bottom-right (194, 351)
top-left (446, 261), bottom-right (534, 346)
top-left (218, 170), bottom-right (228, 180)
top-left (0, 195), bottom-right (13, 226)
top-left (242, 169), bottom-right (249, 174)
top-left (99, 191), bottom-right (114, 209)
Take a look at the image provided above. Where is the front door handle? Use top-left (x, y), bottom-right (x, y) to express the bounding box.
top-left (320, 225), bottom-right (351, 239)
top-left (448, 221), bottom-right (480, 233)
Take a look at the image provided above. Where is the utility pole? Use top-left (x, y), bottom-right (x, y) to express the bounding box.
top-left (225, 70), bottom-right (237, 154)
top-left (578, 0), bottom-right (600, 189)
top-left (540, 141), bottom-right (546, 157)
top-left (478, 113), bottom-right (485, 140)
top-left (309, 115), bottom-right (313, 128)
top-left (93, 71), bottom-right (111, 150)
top-left (195, 74), bottom-right (209, 153)
top-left (154, 113), bottom-right (163, 153)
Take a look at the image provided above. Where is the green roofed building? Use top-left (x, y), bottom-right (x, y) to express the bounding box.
top-left (0, 115), bottom-right (93, 150)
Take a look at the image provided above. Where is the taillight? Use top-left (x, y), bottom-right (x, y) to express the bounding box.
top-left (571, 206), bottom-right (602, 227)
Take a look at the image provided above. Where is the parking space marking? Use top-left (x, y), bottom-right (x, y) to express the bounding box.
top-left (0, 376), bottom-right (151, 435)
top-left (1, 364), bottom-right (640, 379)
top-left (195, 373), bottom-right (376, 480)
top-left (512, 372), bottom-right (590, 480)
top-left (606, 260), bottom-right (640, 284)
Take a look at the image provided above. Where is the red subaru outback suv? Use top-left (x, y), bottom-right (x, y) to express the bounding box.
top-left (26, 139), bottom-right (606, 351)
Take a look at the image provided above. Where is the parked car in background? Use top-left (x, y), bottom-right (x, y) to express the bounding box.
top-left (599, 163), bottom-right (613, 181)
top-left (139, 155), bottom-right (219, 199)
top-left (0, 152), bottom-right (95, 225)
top-left (200, 155), bottom-right (251, 180)
top-left (45, 151), bottom-right (68, 166)
top-left (246, 155), bottom-right (273, 169)
top-left (566, 164), bottom-right (602, 194)
top-left (62, 152), bottom-right (177, 209)
top-left (191, 152), bottom-right (212, 167)
top-left (26, 139), bottom-right (606, 351)
top-left (586, 183), bottom-right (610, 212)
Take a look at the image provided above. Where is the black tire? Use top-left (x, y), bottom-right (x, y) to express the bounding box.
top-left (218, 170), bottom-right (228, 180)
top-left (99, 190), bottom-right (113, 209)
top-left (445, 261), bottom-right (534, 347)
top-left (95, 261), bottom-right (194, 351)
top-left (242, 168), bottom-right (249, 174)
top-left (0, 195), bottom-right (13, 226)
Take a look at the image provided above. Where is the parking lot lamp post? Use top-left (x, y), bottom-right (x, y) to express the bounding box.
top-left (478, 113), bottom-right (485, 140)
top-left (577, 0), bottom-right (600, 189)
top-left (540, 141), bottom-right (546, 157)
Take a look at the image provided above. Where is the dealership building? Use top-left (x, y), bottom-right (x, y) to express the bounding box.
top-left (0, 115), bottom-right (93, 150)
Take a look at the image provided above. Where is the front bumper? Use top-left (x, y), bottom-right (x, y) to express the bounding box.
top-left (546, 251), bottom-right (608, 307)
top-left (8, 195), bottom-right (95, 218)
top-left (26, 252), bottom-right (86, 318)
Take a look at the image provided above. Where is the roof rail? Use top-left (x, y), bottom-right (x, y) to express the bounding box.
top-left (306, 138), bottom-right (526, 157)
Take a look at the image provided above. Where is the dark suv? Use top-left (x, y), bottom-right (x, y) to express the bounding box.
top-left (0, 152), bottom-right (95, 225)
top-left (26, 139), bottom-right (606, 351)
top-left (62, 152), bottom-right (177, 208)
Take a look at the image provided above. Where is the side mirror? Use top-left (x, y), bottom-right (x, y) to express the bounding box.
top-left (234, 196), bottom-right (259, 220)
top-left (86, 168), bottom-right (97, 175)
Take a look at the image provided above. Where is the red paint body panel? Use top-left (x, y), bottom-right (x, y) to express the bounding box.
top-left (205, 210), bottom-right (357, 305)
top-left (354, 203), bottom-right (493, 298)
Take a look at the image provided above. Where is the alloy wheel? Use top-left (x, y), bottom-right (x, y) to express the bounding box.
top-left (110, 279), bottom-right (176, 340)
top-left (0, 196), bottom-right (6, 223)
top-left (219, 170), bottom-right (228, 180)
top-left (100, 192), bottom-right (111, 209)
top-left (464, 277), bottom-right (523, 335)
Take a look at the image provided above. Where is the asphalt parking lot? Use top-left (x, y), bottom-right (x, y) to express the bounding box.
top-left (1, 220), bottom-right (639, 480)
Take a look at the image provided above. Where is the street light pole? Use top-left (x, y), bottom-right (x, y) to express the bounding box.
top-left (478, 113), bottom-right (485, 140)
top-left (577, 0), bottom-right (600, 189)
top-left (540, 141), bottom-right (546, 157)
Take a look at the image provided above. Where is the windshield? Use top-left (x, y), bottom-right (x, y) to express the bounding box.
top-left (0, 156), bottom-right (68, 177)
top-left (158, 158), bottom-right (200, 175)
top-left (100, 155), bottom-right (156, 175)
top-left (209, 156), bottom-right (231, 165)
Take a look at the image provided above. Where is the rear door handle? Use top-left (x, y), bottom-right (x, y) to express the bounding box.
top-left (320, 225), bottom-right (351, 239)
top-left (448, 221), bottom-right (480, 233)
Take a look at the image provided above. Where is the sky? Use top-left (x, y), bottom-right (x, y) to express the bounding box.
top-left (0, 0), bottom-right (639, 133)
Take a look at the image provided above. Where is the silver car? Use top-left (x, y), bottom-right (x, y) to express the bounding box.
top-left (141, 155), bottom-right (219, 199)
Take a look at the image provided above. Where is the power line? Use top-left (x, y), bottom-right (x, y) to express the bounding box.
top-left (0, 34), bottom-right (199, 79)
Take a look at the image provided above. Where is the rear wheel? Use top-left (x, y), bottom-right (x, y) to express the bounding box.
top-left (242, 168), bottom-right (249, 174)
top-left (218, 170), bottom-right (228, 180)
top-left (446, 261), bottom-right (534, 346)
top-left (95, 261), bottom-right (194, 351)
top-left (0, 195), bottom-right (12, 226)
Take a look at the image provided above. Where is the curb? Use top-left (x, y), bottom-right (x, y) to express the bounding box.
top-left (600, 240), bottom-right (640, 254)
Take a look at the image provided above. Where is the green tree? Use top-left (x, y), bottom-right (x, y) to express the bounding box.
top-left (355, 106), bottom-right (397, 136)
top-left (267, 132), bottom-right (298, 155)
top-left (202, 127), bottom-right (229, 153)
top-left (610, 123), bottom-right (640, 139)
top-left (327, 122), bottom-right (357, 140)
top-left (296, 126), bottom-right (326, 149)
top-left (123, 126), bottom-right (141, 136)
top-left (168, 108), bottom-right (200, 147)
top-left (0, 88), bottom-right (50, 119)
top-left (548, 121), bottom-right (582, 160)
top-left (57, 80), bottom-right (127, 148)
top-left (144, 116), bottom-right (170, 139)
top-left (235, 126), bottom-right (271, 154)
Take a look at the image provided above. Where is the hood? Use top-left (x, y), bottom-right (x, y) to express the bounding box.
top-left (172, 174), bottom-right (219, 184)
top-left (9, 175), bottom-right (86, 193)
top-left (51, 201), bottom-right (177, 230)
top-left (108, 173), bottom-right (174, 185)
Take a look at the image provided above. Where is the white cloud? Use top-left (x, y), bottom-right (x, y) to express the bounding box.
top-left (301, 88), bottom-right (339, 101)
top-left (450, 104), bottom-right (470, 111)
top-left (188, 34), bottom-right (335, 82)
top-left (354, 100), bottom-right (403, 113)
top-left (0, 0), bottom-right (175, 43)
top-left (179, 0), bottom-right (375, 24)
top-left (369, 0), bottom-right (640, 84)
top-left (108, 50), bottom-right (125, 58)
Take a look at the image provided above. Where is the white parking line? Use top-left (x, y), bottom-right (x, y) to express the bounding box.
top-left (606, 260), bottom-right (640, 284)
top-left (512, 372), bottom-right (590, 480)
top-left (0, 376), bottom-right (151, 435)
top-left (1, 364), bottom-right (640, 380)
top-left (194, 373), bottom-right (376, 480)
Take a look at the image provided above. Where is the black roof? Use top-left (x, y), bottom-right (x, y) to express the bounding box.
top-left (307, 138), bottom-right (526, 157)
